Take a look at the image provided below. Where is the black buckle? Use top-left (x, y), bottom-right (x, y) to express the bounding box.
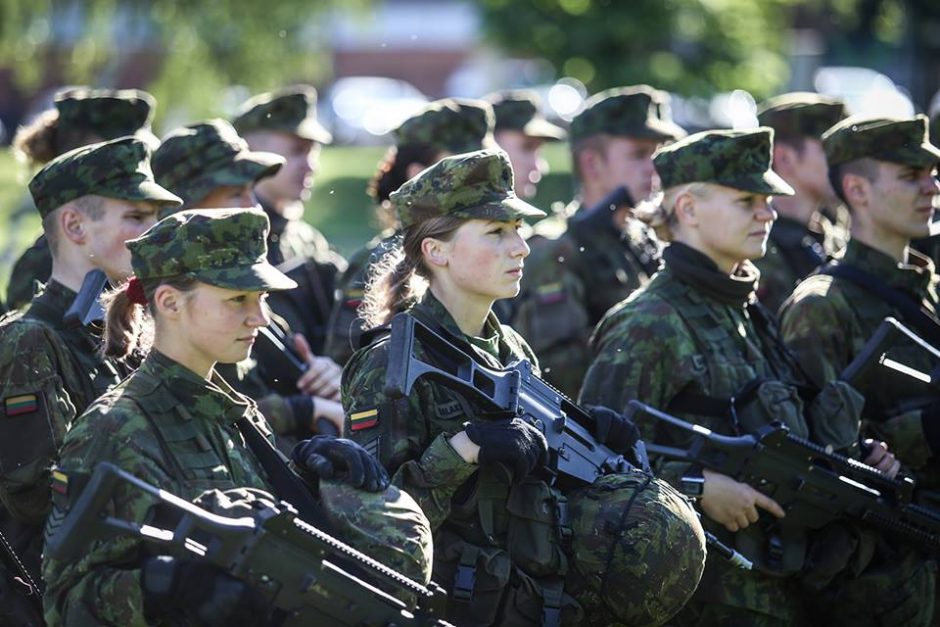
top-left (453, 563), bottom-right (476, 601)
top-left (541, 605), bottom-right (561, 627)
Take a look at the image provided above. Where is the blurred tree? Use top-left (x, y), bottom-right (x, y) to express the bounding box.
top-left (0, 0), bottom-right (369, 125)
top-left (479, 0), bottom-right (799, 99)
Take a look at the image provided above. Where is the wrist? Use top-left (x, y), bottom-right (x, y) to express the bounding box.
top-left (448, 431), bottom-right (480, 464)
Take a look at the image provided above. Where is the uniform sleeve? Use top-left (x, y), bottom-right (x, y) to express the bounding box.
top-left (779, 285), bottom-right (851, 387)
top-left (42, 403), bottom-right (177, 626)
top-left (0, 321), bottom-right (79, 523)
top-left (511, 236), bottom-right (592, 398)
top-left (341, 342), bottom-right (477, 531)
top-left (579, 296), bottom-right (700, 486)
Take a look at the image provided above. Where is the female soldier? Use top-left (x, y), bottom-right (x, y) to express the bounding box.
top-left (579, 128), bottom-right (905, 626)
top-left (42, 207), bottom-right (432, 626)
top-left (343, 148), bottom-right (706, 626)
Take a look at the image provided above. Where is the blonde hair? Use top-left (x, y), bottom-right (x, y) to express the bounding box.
top-left (635, 182), bottom-right (711, 241)
top-left (102, 275), bottom-right (199, 358)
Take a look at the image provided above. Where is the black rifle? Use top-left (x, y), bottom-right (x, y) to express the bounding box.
top-left (630, 400), bottom-right (940, 559)
top-left (841, 316), bottom-right (940, 391)
top-left (383, 313), bottom-right (751, 568)
top-left (44, 462), bottom-right (449, 627)
top-left (63, 269), bottom-right (107, 328)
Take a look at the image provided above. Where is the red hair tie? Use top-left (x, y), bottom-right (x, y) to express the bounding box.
top-left (126, 276), bottom-right (148, 305)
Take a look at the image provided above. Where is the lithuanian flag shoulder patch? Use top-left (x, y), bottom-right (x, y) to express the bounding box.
top-left (349, 408), bottom-right (379, 431)
top-left (4, 393), bottom-right (39, 417)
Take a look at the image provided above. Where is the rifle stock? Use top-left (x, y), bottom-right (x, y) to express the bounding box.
top-left (44, 462), bottom-right (449, 627)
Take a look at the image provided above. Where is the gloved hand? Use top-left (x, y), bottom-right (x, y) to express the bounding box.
top-left (588, 405), bottom-right (649, 471)
top-left (464, 418), bottom-right (547, 482)
top-left (141, 556), bottom-right (270, 627)
top-left (291, 436), bottom-right (390, 492)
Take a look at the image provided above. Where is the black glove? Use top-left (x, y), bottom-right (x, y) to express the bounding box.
top-left (291, 436), bottom-right (390, 492)
top-left (588, 405), bottom-right (649, 471)
top-left (464, 418), bottom-right (548, 482)
top-left (141, 556), bottom-right (270, 627)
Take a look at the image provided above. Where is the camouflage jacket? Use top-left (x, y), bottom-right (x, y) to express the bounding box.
top-left (6, 234), bottom-right (52, 310)
top-left (754, 214), bottom-right (828, 314)
top-left (579, 242), bottom-right (811, 618)
top-left (324, 229), bottom-right (400, 365)
top-left (780, 239), bottom-right (940, 484)
top-left (511, 210), bottom-right (660, 398)
top-left (42, 350), bottom-right (275, 626)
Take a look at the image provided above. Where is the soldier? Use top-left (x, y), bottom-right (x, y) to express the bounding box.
top-left (323, 98), bottom-right (495, 364)
top-left (579, 128), bottom-right (899, 625)
top-left (0, 137), bottom-right (181, 624)
top-left (233, 85), bottom-right (345, 354)
top-left (486, 90), bottom-right (567, 200)
top-left (344, 149), bottom-right (706, 626)
top-left (151, 118), bottom-right (344, 442)
top-left (753, 92), bottom-right (848, 312)
top-left (7, 87), bottom-right (159, 309)
top-left (42, 207), bottom-right (433, 625)
top-left (511, 85), bottom-right (685, 397)
top-left (779, 116), bottom-right (940, 626)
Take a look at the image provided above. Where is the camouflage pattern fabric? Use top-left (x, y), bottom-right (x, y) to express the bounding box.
top-left (127, 207), bottom-right (297, 292)
top-left (485, 91), bottom-right (567, 141)
top-left (568, 85), bottom-right (685, 143)
top-left (754, 214), bottom-right (830, 314)
top-left (823, 114), bottom-right (940, 168)
top-left (756, 92), bottom-right (847, 142)
top-left (390, 149), bottom-right (545, 228)
top-left (152, 119), bottom-right (284, 213)
top-left (28, 136), bottom-right (181, 218)
top-left (511, 213), bottom-right (660, 398)
top-left (343, 293), bottom-right (705, 626)
top-left (5, 234), bottom-right (52, 311)
top-left (0, 280), bottom-right (138, 624)
top-left (43, 351), bottom-right (432, 625)
top-left (54, 86), bottom-right (158, 147)
top-left (232, 84), bottom-right (333, 144)
top-left (579, 243), bottom-right (814, 622)
top-left (394, 99), bottom-right (495, 153)
top-left (653, 128), bottom-right (795, 195)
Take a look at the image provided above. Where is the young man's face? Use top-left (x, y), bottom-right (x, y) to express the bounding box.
top-left (789, 139), bottom-right (838, 205)
top-left (248, 132), bottom-right (320, 206)
top-left (592, 135), bottom-right (662, 203)
top-left (863, 161), bottom-right (940, 242)
top-left (83, 198), bottom-right (159, 281)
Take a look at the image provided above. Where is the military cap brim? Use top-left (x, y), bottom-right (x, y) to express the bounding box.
top-left (823, 115), bottom-right (940, 167)
top-left (127, 179), bottom-right (187, 207)
top-left (521, 117), bottom-right (567, 141)
top-left (633, 117), bottom-right (688, 142)
top-left (198, 260), bottom-right (298, 292)
top-left (723, 170), bottom-right (795, 196)
top-left (208, 151), bottom-right (283, 192)
top-left (295, 118), bottom-right (333, 144)
top-left (452, 195), bottom-right (547, 222)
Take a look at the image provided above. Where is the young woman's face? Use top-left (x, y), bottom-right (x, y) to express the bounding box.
top-left (172, 282), bottom-right (271, 373)
top-left (433, 219), bottom-right (530, 303)
top-left (681, 183), bottom-right (776, 273)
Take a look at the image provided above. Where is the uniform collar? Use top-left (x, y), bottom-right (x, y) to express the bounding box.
top-left (842, 238), bottom-right (936, 297)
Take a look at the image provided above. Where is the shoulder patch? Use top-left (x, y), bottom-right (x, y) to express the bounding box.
top-left (535, 282), bottom-right (565, 305)
top-left (4, 393), bottom-right (39, 416)
top-left (434, 399), bottom-right (464, 420)
top-left (349, 407), bottom-right (379, 431)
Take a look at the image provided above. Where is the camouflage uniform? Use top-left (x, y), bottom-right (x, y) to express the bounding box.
top-left (0, 137), bottom-right (180, 626)
top-left (581, 129), bottom-right (837, 625)
top-left (511, 86), bottom-right (685, 398)
top-left (323, 98), bottom-right (495, 364)
top-left (234, 86), bottom-right (346, 354)
top-left (779, 117), bottom-right (940, 626)
top-left (43, 208), bottom-right (432, 625)
top-left (344, 151), bottom-right (706, 626)
top-left (752, 93), bottom-right (848, 313)
top-left (6, 88), bottom-right (159, 310)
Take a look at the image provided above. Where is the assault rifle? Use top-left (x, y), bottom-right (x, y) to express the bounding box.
top-left (383, 314), bottom-right (752, 569)
top-left (840, 316), bottom-right (940, 392)
top-left (63, 269), bottom-right (107, 328)
top-left (44, 462), bottom-right (449, 627)
top-left (631, 400), bottom-right (940, 559)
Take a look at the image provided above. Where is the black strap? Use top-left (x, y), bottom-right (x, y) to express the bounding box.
top-left (0, 528), bottom-right (42, 616)
top-left (234, 417), bottom-right (334, 534)
top-left (821, 263), bottom-right (940, 348)
top-left (25, 299), bottom-right (99, 408)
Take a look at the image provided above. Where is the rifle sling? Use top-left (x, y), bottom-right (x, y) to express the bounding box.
top-left (235, 417), bottom-right (334, 534)
top-left (821, 263), bottom-right (940, 348)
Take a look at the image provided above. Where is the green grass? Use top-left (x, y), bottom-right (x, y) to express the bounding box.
top-left (0, 143), bottom-right (574, 300)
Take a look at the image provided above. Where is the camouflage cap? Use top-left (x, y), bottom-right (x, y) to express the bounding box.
top-left (126, 207), bottom-right (297, 291)
top-left (391, 149), bottom-right (546, 228)
top-left (153, 119), bottom-right (284, 213)
top-left (822, 114), bottom-right (940, 167)
top-left (28, 136), bottom-right (183, 218)
top-left (569, 85), bottom-right (686, 143)
top-left (232, 85), bottom-right (332, 144)
top-left (653, 127), bottom-right (795, 195)
top-left (485, 90), bottom-right (567, 141)
top-left (55, 87), bottom-right (158, 145)
top-left (757, 92), bottom-right (847, 141)
top-left (393, 98), bottom-right (495, 154)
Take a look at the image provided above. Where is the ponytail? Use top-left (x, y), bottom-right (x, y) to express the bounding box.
top-left (102, 275), bottom-right (199, 358)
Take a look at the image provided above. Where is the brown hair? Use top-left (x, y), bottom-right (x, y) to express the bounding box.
top-left (570, 134), bottom-right (611, 182)
top-left (359, 215), bottom-right (465, 329)
top-left (368, 144), bottom-right (443, 229)
top-left (12, 109), bottom-right (100, 169)
top-left (828, 157), bottom-right (879, 210)
top-left (102, 275), bottom-right (199, 358)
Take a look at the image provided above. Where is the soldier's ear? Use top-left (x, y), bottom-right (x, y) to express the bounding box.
top-left (152, 284), bottom-right (183, 319)
top-left (421, 237), bottom-right (448, 268)
top-left (842, 172), bottom-right (870, 209)
top-left (772, 143), bottom-right (797, 175)
top-left (58, 205), bottom-right (87, 245)
top-left (405, 162), bottom-right (428, 180)
top-left (674, 191), bottom-right (697, 226)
